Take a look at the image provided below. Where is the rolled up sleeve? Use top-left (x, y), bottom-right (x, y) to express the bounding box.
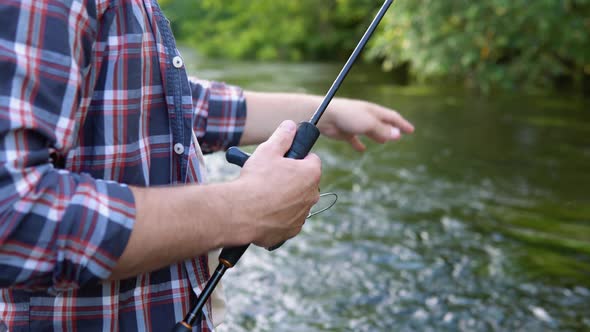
top-left (0, 164), bottom-right (136, 291)
top-left (0, 0), bottom-right (135, 291)
top-left (189, 78), bottom-right (247, 153)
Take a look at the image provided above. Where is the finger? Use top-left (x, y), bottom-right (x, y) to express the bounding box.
top-left (367, 123), bottom-right (400, 144)
top-left (303, 152), bottom-right (322, 173)
top-left (348, 136), bottom-right (366, 152)
top-left (287, 225), bottom-right (304, 240)
top-left (375, 106), bottom-right (415, 133)
top-left (258, 120), bottom-right (297, 155)
top-left (311, 190), bottom-right (320, 205)
top-left (303, 152), bottom-right (322, 183)
top-left (391, 127), bottom-right (402, 140)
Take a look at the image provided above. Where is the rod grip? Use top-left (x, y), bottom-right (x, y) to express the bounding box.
top-left (266, 122), bottom-right (320, 251)
top-left (225, 122), bottom-right (320, 167)
top-left (284, 122), bottom-right (321, 160)
top-left (223, 122), bottom-right (320, 259)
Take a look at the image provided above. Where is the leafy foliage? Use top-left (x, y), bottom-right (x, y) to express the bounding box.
top-left (369, 0), bottom-right (590, 91)
top-left (159, 0), bottom-right (382, 61)
top-left (160, 0), bottom-right (590, 91)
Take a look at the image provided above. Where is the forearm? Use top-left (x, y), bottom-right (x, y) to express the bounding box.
top-left (240, 91), bottom-right (414, 151)
top-left (240, 91), bottom-right (327, 145)
top-left (111, 182), bottom-right (245, 280)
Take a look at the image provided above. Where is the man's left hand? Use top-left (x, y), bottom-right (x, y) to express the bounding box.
top-left (318, 97), bottom-right (415, 152)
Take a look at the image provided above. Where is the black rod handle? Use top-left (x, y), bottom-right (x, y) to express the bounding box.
top-left (283, 122), bottom-right (321, 160)
top-left (267, 122), bottom-right (320, 250)
top-left (222, 122), bottom-right (320, 263)
top-left (225, 121), bottom-right (320, 167)
top-left (226, 147), bottom-right (250, 167)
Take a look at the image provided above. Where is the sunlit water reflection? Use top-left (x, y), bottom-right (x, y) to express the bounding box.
top-left (184, 49), bottom-right (590, 331)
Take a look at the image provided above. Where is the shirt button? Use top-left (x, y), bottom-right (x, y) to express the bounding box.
top-left (174, 143), bottom-right (185, 155)
top-left (172, 56), bottom-right (183, 68)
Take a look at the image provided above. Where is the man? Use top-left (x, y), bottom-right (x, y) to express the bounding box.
top-left (0, 0), bottom-right (414, 331)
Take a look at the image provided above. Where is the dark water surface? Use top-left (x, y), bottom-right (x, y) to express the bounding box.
top-left (185, 52), bottom-right (590, 331)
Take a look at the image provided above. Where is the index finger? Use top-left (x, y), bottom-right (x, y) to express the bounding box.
top-left (303, 152), bottom-right (322, 168)
top-left (375, 105), bottom-right (415, 134)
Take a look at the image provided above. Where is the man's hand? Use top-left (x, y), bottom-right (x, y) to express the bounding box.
top-left (230, 120), bottom-right (321, 248)
top-left (318, 97), bottom-right (415, 152)
top-left (241, 92), bottom-right (414, 148)
top-left (111, 120), bottom-right (320, 279)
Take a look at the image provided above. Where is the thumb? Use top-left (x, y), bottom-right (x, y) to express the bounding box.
top-left (259, 120), bottom-right (297, 155)
top-left (368, 123), bottom-right (401, 144)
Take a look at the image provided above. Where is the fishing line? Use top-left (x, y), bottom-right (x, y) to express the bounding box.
top-left (308, 192), bottom-right (338, 218)
top-left (310, 143), bottom-right (390, 218)
top-left (322, 142), bottom-right (391, 193)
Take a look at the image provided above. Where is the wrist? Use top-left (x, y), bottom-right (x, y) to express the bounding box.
top-left (213, 180), bottom-right (255, 247)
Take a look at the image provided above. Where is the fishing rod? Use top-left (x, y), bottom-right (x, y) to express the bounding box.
top-left (173, 0), bottom-right (394, 330)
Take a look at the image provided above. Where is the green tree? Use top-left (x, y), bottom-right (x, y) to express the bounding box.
top-left (368, 0), bottom-right (590, 91)
top-left (159, 0), bottom-right (382, 61)
top-left (160, 0), bottom-right (590, 92)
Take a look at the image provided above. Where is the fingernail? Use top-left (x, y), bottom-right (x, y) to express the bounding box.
top-left (281, 120), bottom-right (296, 132)
top-left (391, 127), bottom-right (401, 139)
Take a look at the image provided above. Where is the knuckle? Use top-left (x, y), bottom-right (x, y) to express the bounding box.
top-left (290, 226), bottom-right (303, 238)
top-left (302, 167), bottom-right (320, 185)
top-left (312, 165), bottom-right (322, 183)
top-left (296, 214), bottom-right (307, 227)
top-left (304, 155), bottom-right (322, 181)
top-left (277, 133), bottom-right (291, 146)
top-left (255, 141), bottom-right (271, 154)
top-left (311, 191), bottom-right (320, 205)
top-left (308, 152), bottom-right (322, 164)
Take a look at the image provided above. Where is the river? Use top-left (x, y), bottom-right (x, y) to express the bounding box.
top-left (183, 50), bottom-right (590, 331)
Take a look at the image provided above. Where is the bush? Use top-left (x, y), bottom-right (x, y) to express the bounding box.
top-left (368, 0), bottom-right (590, 91)
top-left (160, 0), bottom-right (590, 92)
top-left (159, 0), bottom-right (382, 61)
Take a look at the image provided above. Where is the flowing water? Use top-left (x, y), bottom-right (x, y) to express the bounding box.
top-left (184, 51), bottom-right (590, 331)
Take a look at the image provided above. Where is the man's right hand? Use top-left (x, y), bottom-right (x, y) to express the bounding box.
top-left (112, 120), bottom-right (321, 280)
top-left (229, 120), bottom-right (322, 248)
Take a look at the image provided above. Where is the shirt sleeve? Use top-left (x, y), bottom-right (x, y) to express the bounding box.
top-left (0, 0), bottom-right (136, 292)
top-left (189, 78), bottom-right (247, 154)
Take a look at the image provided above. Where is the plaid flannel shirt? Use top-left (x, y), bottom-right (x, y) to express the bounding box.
top-left (0, 0), bottom-right (247, 331)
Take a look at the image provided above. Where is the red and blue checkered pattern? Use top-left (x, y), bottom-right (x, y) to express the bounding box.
top-left (0, 0), bottom-right (246, 331)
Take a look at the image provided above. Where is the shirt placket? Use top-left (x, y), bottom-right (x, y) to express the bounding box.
top-left (153, 8), bottom-right (192, 183)
top-left (150, 3), bottom-right (214, 331)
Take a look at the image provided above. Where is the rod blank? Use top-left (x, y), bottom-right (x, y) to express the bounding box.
top-left (310, 0), bottom-right (395, 125)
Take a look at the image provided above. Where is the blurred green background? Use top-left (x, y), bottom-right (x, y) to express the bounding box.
top-left (159, 0), bottom-right (590, 93)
